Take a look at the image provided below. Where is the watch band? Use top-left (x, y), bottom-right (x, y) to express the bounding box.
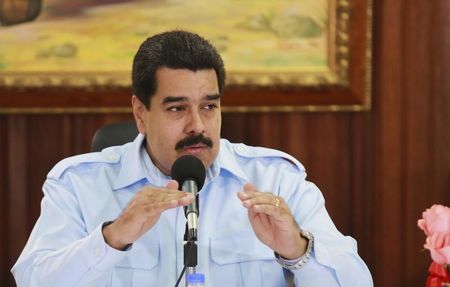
top-left (274, 229), bottom-right (314, 270)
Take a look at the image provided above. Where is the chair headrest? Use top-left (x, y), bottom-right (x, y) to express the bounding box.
top-left (91, 121), bottom-right (139, 152)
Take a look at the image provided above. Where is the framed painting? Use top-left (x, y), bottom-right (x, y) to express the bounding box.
top-left (0, 0), bottom-right (372, 112)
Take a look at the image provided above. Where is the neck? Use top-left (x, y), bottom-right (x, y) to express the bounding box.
top-left (145, 144), bottom-right (171, 176)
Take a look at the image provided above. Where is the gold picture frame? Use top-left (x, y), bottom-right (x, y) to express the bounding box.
top-left (0, 0), bottom-right (372, 112)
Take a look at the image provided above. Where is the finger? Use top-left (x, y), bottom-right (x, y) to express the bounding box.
top-left (135, 188), bottom-right (194, 211)
top-left (237, 183), bottom-right (259, 201)
top-left (249, 208), bottom-right (272, 227)
top-left (177, 192), bottom-right (195, 206)
top-left (240, 184), bottom-right (275, 201)
top-left (140, 192), bottom-right (194, 215)
top-left (237, 191), bottom-right (249, 201)
top-left (244, 182), bottom-right (257, 192)
top-left (243, 198), bottom-right (283, 213)
top-left (140, 186), bottom-right (189, 199)
top-left (245, 193), bottom-right (284, 208)
top-left (251, 203), bottom-right (284, 219)
top-left (163, 180), bottom-right (194, 206)
top-left (165, 179), bottom-right (179, 190)
top-left (143, 200), bottom-right (182, 215)
top-left (151, 191), bottom-right (194, 207)
top-left (244, 196), bottom-right (291, 222)
top-left (154, 190), bottom-right (194, 201)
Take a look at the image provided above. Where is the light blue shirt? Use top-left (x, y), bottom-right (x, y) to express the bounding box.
top-left (12, 134), bottom-right (373, 286)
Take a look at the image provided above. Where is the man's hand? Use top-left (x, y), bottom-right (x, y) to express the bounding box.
top-left (103, 180), bottom-right (194, 250)
top-left (237, 183), bottom-right (307, 259)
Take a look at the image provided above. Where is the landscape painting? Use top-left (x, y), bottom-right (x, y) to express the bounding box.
top-left (0, 0), bottom-right (335, 87)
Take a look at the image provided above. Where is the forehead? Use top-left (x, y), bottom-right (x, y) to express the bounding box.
top-left (156, 67), bottom-right (218, 88)
top-left (151, 67), bottom-right (219, 106)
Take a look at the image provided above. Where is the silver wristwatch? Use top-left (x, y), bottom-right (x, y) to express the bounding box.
top-left (274, 229), bottom-right (314, 270)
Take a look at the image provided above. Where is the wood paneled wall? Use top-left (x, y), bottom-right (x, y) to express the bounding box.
top-left (372, 0), bottom-right (450, 285)
top-left (0, 0), bottom-right (449, 286)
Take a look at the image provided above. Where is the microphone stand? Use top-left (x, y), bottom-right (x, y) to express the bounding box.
top-left (183, 181), bottom-right (199, 286)
top-left (171, 155), bottom-right (205, 287)
top-left (183, 223), bottom-right (197, 286)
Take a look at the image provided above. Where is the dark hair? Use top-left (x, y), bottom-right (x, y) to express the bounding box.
top-left (132, 30), bottom-right (226, 108)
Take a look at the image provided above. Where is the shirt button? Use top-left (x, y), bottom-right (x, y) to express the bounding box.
top-left (94, 248), bottom-right (101, 257)
top-left (107, 155), bottom-right (117, 161)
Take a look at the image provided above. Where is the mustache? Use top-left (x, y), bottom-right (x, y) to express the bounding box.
top-left (175, 134), bottom-right (213, 151)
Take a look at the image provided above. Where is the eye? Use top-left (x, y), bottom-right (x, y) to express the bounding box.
top-left (167, 106), bottom-right (186, 112)
top-left (203, 104), bottom-right (218, 110)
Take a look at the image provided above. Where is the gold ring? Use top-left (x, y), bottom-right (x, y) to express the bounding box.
top-left (274, 197), bottom-right (280, 208)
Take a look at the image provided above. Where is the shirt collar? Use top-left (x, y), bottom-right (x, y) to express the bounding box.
top-left (113, 134), bottom-right (171, 190)
top-left (113, 136), bottom-right (249, 190)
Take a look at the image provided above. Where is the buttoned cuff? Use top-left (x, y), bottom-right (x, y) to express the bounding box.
top-left (80, 223), bottom-right (130, 272)
top-left (289, 250), bottom-right (341, 284)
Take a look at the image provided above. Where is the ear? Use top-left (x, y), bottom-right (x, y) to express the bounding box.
top-left (131, 95), bottom-right (148, 135)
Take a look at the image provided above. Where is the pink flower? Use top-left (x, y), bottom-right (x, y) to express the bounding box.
top-left (418, 205), bottom-right (450, 237)
top-left (424, 232), bottom-right (450, 265)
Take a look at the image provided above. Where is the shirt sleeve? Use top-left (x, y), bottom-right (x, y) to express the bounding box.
top-left (280, 170), bottom-right (374, 287)
top-left (11, 177), bottom-right (128, 287)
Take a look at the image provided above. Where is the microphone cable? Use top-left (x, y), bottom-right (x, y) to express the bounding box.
top-left (174, 241), bottom-right (195, 287)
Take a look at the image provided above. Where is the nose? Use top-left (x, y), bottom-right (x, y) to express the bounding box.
top-left (185, 109), bottom-right (205, 135)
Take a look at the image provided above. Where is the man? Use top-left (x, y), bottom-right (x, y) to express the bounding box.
top-left (12, 30), bottom-right (373, 286)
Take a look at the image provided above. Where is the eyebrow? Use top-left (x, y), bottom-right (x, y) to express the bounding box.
top-left (161, 94), bottom-right (221, 104)
top-left (161, 96), bottom-right (187, 104)
top-left (206, 94), bottom-right (221, 101)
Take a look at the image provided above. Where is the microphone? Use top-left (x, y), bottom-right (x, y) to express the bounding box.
top-left (171, 155), bottom-right (206, 241)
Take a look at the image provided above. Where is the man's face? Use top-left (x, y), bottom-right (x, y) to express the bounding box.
top-left (133, 67), bottom-right (222, 175)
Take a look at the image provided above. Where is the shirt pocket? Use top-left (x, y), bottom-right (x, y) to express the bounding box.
top-left (209, 233), bottom-right (284, 287)
top-left (112, 239), bottom-right (160, 287)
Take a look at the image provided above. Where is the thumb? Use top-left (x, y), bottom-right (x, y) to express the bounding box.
top-left (244, 182), bottom-right (257, 192)
top-left (166, 179), bottom-right (179, 190)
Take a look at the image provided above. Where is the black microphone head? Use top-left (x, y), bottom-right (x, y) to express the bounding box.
top-left (171, 155), bottom-right (206, 190)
